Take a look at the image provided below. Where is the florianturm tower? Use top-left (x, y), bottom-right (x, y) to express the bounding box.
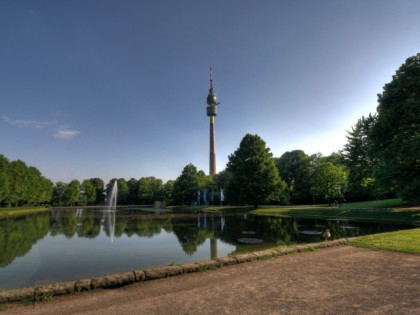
top-left (207, 67), bottom-right (219, 175)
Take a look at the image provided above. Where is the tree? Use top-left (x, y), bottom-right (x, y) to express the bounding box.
top-left (127, 178), bottom-right (139, 204)
top-left (173, 164), bottom-right (200, 205)
top-left (63, 180), bottom-right (81, 206)
top-left (213, 170), bottom-right (232, 204)
top-left (343, 115), bottom-right (377, 200)
top-left (225, 134), bottom-right (287, 207)
top-left (324, 151), bottom-right (346, 167)
top-left (81, 180), bottom-right (96, 205)
top-left (0, 155), bottom-right (10, 205)
top-left (214, 169), bottom-right (232, 189)
top-left (26, 167), bottom-right (43, 206)
top-left (117, 178), bottom-right (129, 205)
top-left (38, 177), bottom-right (53, 204)
top-left (309, 158), bottom-right (348, 203)
top-left (275, 150), bottom-right (311, 203)
top-left (89, 178), bottom-right (105, 205)
top-left (369, 53), bottom-right (420, 204)
top-left (7, 160), bottom-right (29, 206)
top-left (163, 180), bottom-right (174, 204)
top-left (52, 182), bottom-right (67, 206)
top-left (138, 177), bottom-right (153, 204)
top-left (149, 177), bottom-right (164, 202)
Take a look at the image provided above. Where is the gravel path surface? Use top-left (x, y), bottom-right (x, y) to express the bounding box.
top-left (3, 246), bottom-right (420, 315)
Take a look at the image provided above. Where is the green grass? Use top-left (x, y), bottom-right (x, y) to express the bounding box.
top-left (0, 206), bottom-right (51, 218)
top-left (251, 199), bottom-right (420, 222)
top-left (344, 198), bottom-right (411, 209)
top-left (350, 228), bottom-right (420, 253)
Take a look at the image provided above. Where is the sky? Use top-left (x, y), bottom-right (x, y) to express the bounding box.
top-left (1, 0), bottom-right (420, 184)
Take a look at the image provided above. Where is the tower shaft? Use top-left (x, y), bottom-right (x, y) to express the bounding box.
top-left (206, 67), bottom-right (218, 176)
top-left (209, 116), bottom-right (216, 175)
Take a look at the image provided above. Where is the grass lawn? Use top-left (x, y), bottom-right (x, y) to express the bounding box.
top-left (251, 199), bottom-right (420, 222)
top-left (0, 206), bottom-right (51, 218)
top-left (350, 228), bottom-right (420, 254)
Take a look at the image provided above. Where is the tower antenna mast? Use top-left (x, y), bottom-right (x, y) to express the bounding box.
top-left (206, 66), bottom-right (219, 175)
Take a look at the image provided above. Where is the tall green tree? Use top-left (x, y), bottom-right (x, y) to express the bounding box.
top-left (0, 155), bottom-right (10, 205)
top-left (38, 177), bottom-right (53, 204)
top-left (117, 178), bottom-right (129, 205)
top-left (7, 160), bottom-right (29, 206)
top-left (225, 134), bottom-right (287, 207)
top-left (52, 182), bottom-right (67, 206)
top-left (135, 177), bottom-right (164, 204)
top-left (63, 180), bottom-right (81, 206)
top-left (26, 167), bottom-right (43, 205)
top-left (163, 180), bottom-right (174, 204)
top-left (369, 53), bottom-right (420, 204)
top-left (343, 115), bottom-right (377, 200)
top-left (127, 178), bottom-right (139, 204)
top-left (81, 180), bottom-right (96, 205)
top-left (173, 164), bottom-right (200, 205)
top-left (149, 177), bottom-right (164, 202)
top-left (89, 178), bottom-right (105, 205)
top-left (275, 150), bottom-right (311, 203)
top-left (138, 177), bottom-right (153, 204)
top-left (309, 158), bottom-right (348, 203)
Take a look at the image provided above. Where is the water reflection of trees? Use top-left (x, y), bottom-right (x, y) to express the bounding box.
top-left (171, 216), bottom-right (214, 255)
top-left (0, 210), bottom-right (413, 268)
top-left (219, 215), bottom-right (299, 247)
top-left (0, 213), bottom-right (49, 267)
top-left (77, 210), bottom-right (101, 238)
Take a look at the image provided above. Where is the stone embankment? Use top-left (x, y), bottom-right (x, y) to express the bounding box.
top-left (0, 238), bottom-right (354, 304)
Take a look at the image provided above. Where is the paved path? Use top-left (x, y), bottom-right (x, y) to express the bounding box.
top-left (3, 246), bottom-right (420, 314)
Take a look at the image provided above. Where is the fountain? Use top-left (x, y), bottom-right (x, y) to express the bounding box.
top-left (107, 181), bottom-right (118, 208)
top-left (104, 181), bottom-right (117, 242)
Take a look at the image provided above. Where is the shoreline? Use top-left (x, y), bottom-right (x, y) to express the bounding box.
top-left (0, 238), bottom-right (355, 304)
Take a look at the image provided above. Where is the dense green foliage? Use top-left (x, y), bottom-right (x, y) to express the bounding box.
top-left (0, 154), bottom-right (53, 207)
top-left (81, 180), bottom-right (96, 205)
top-left (172, 164), bottom-right (201, 205)
top-left (342, 115), bottom-right (377, 200)
top-left (275, 150), bottom-right (311, 203)
top-left (369, 54), bottom-right (420, 204)
top-left (309, 160), bottom-right (348, 203)
top-left (341, 53), bottom-right (420, 204)
top-left (225, 134), bottom-right (287, 206)
top-left (274, 151), bottom-right (349, 204)
top-left (170, 164), bottom-right (219, 206)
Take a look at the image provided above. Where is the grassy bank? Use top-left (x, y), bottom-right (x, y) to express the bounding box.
top-left (0, 206), bottom-right (51, 218)
top-left (251, 199), bottom-right (420, 222)
top-left (350, 228), bottom-right (420, 253)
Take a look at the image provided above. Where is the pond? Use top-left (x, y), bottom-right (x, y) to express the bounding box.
top-left (0, 207), bottom-right (414, 289)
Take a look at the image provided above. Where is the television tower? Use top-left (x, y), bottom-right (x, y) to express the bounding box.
top-left (207, 67), bottom-right (219, 175)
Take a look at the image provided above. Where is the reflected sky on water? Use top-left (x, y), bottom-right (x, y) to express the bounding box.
top-left (0, 207), bottom-right (414, 289)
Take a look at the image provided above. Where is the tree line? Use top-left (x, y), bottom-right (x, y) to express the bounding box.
top-left (1, 53), bottom-right (418, 207)
top-left (51, 177), bottom-right (175, 207)
top-left (0, 155), bottom-right (53, 207)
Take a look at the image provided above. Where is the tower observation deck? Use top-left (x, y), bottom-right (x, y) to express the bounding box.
top-left (207, 67), bottom-right (219, 175)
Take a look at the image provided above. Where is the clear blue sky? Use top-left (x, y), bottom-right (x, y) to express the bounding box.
top-left (1, 0), bottom-right (419, 184)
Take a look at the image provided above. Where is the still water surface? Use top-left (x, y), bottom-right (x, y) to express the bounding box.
top-left (0, 207), bottom-right (413, 289)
